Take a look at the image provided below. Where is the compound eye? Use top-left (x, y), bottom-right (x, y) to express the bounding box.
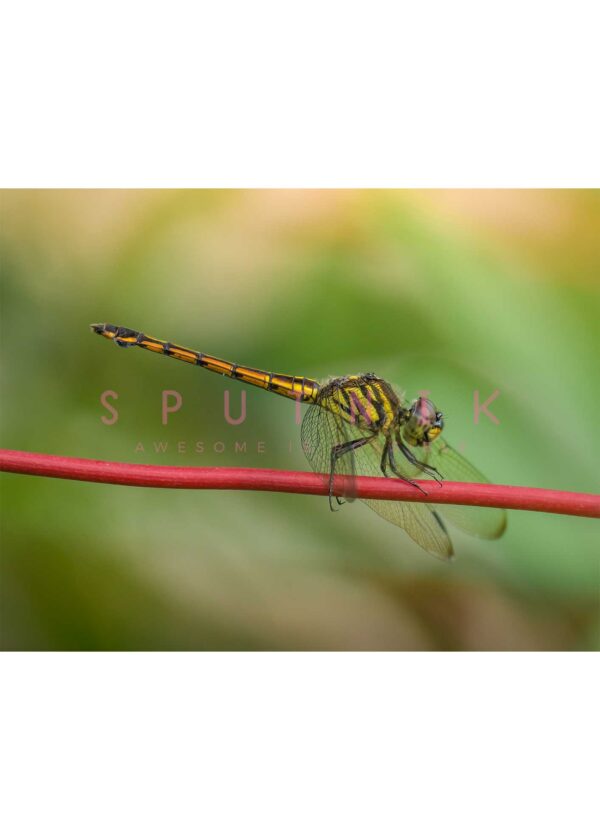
top-left (414, 397), bottom-right (436, 421)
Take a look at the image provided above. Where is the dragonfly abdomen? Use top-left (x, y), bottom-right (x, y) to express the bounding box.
top-left (90, 323), bottom-right (319, 403)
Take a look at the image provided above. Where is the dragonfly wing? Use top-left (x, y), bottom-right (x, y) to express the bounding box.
top-left (302, 402), bottom-right (453, 560)
top-left (350, 436), bottom-right (454, 560)
top-left (420, 438), bottom-right (507, 539)
top-left (363, 497), bottom-right (453, 560)
top-left (301, 398), bottom-right (365, 500)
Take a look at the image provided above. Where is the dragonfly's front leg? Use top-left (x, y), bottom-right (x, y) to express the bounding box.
top-left (397, 439), bottom-right (443, 486)
top-left (386, 440), bottom-right (428, 496)
top-left (329, 435), bottom-right (373, 511)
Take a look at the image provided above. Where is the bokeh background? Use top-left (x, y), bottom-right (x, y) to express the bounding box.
top-left (1, 189), bottom-right (598, 650)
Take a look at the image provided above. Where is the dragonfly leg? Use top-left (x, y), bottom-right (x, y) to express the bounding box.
top-left (380, 440), bottom-right (390, 477)
top-left (397, 440), bottom-right (443, 486)
top-left (386, 441), bottom-right (428, 496)
top-left (329, 435), bottom-right (374, 511)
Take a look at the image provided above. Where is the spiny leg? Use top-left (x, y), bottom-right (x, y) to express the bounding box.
top-left (380, 439), bottom-right (391, 477)
top-left (397, 440), bottom-right (443, 486)
top-left (329, 434), bottom-right (374, 511)
top-left (386, 439), bottom-right (428, 496)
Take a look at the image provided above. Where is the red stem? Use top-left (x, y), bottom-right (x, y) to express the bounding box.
top-left (1, 449), bottom-right (599, 518)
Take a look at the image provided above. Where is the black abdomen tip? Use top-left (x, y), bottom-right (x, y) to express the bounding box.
top-left (114, 326), bottom-right (140, 347)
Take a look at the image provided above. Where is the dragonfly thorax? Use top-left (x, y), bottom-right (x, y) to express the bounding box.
top-left (319, 374), bottom-right (402, 433)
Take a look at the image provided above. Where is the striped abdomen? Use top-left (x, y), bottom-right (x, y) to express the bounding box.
top-left (90, 323), bottom-right (320, 403)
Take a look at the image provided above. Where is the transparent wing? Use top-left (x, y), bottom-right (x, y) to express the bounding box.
top-left (350, 435), bottom-right (454, 560)
top-left (420, 438), bottom-right (507, 539)
top-left (301, 398), bottom-right (453, 560)
top-left (300, 396), bottom-right (365, 501)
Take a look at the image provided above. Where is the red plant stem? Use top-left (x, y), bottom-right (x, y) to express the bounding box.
top-left (1, 449), bottom-right (599, 519)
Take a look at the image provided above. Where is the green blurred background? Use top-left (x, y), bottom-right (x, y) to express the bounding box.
top-left (1, 189), bottom-right (599, 650)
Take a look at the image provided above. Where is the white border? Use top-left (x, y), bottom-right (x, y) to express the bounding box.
top-left (1, 2), bottom-right (598, 837)
top-left (1, 2), bottom-right (599, 186)
top-left (1, 655), bottom-right (598, 840)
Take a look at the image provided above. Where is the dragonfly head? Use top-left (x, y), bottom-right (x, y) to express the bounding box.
top-left (402, 397), bottom-right (444, 446)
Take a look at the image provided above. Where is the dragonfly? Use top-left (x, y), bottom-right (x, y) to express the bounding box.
top-left (91, 323), bottom-right (507, 559)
